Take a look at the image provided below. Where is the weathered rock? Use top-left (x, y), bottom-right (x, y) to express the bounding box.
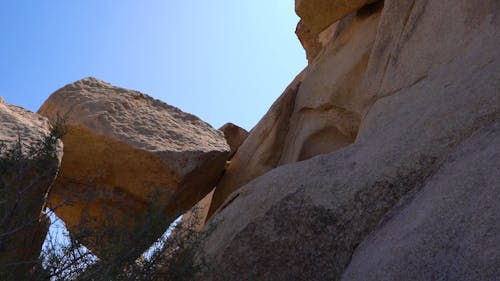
top-left (0, 99), bottom-right (62, 279)
top-left (295, 0), bottom-right (376, 33)
top-left (38, 77), bottom-right (229, 257)
top-left (207, 4), bottom-right (382, 220)
top-left (199, 0), bottom-right (500, 279)
top-left (342, 120), bottom-right (500, 281)
top-left (219, 123), bottom-right (248, 158)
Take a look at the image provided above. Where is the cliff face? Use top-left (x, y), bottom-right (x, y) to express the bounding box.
top-left (199, 0), bottom-right (500, 280)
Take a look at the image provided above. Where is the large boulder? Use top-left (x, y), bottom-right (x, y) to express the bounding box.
top-left (0, 98), bottom-right (62, 279)
top-left (198, 0), bottom-right (500, 279)
top-left (38, 78), bottom-right (229, 257)
top-left (207, 3), bottom-right (382, 221)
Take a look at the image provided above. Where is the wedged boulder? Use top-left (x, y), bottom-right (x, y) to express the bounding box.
top-left (207, 4), bottom-right (382, 221)
top-left (0, 98), bottom-right (62, 279)
top-left (342, 120), bottom-right (500, 281)
top-left (198, 0), bottom-right (500, 279)
top-left (181, 123), bottom-right (248, 231)
top-left (219, 123), bottom-right (248, 158)
top-left (295, 0), bottom-right (377, 33)
top-left (37, 77), bottom-right (229, 257)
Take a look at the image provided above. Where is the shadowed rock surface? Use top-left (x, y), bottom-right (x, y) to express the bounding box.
top-left (342, 119), bottom-right (500, 281)
top-left (38, 78), bottom-right (229, 257)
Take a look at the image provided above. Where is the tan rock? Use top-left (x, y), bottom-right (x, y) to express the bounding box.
top-left (198, 0), bottom-right (500, 279)
top-left (0, 100), bottom-right (62, 279)
top-left (219, 123), bottom-right (248, 157)
top-left (38, 77), bottom-right (229, 257)
top-left (295, 0), bottom-right (376, 33)
top-left (207, 5), bottom-right (382, 221)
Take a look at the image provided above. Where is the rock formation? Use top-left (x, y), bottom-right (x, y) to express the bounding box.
top-left (219, 123), bottom-right (248, 158)
top-left (198, 0), bottom-right (500, 280)
top-left (0, 98), bottom-right (62, 278)
top-left (38, 78), bottom-right (230, 257)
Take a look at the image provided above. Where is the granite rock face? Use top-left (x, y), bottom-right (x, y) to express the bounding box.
top-left (0, 98), bottom-right (62, 278)
top-left (38, 78), bottom-right (230, 257)
top-left (199, 0), bottom-right (500, 279)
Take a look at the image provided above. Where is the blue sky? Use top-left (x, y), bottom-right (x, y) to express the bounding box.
top-left (0, 1), bottom-right (306, 130)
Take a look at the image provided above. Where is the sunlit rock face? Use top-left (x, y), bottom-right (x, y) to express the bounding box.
top-left (38, 77), bottom-right (230, 257)
top-left (199, 0), bottom-right (500, 279)
top-left (0, 98), bottom-right (63, 278)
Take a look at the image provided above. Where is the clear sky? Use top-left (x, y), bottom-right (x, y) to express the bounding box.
top-left (0, 1), bottom-right (306, 131)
